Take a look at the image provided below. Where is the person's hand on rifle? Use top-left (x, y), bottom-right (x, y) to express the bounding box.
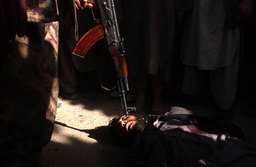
top-left (0, 0), bottom-right (27, 40)
top-left (75, 0), bottom-right (95, 10)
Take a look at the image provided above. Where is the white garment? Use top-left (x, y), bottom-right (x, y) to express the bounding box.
top-left (181, 0), bottom-right (241, 109)
top-left (181, 0), bottom-right (240, 70)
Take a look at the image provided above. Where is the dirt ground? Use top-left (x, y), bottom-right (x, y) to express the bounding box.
top-left (41, 88), bottom-right (127, 167)
top-left (41, 77), bottom-right (256, 167)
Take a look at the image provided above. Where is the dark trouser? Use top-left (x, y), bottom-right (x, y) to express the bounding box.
top-left (0, 21), bottom-right (59, 166)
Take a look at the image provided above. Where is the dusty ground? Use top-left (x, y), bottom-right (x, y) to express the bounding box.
top-left (41, 87), bottom-right (127, 167)
top-left (41, 77), bottom-right (256, 167)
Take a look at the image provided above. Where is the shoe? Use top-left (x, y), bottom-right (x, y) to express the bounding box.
top-left (100, 81), bottom-right (116, 91)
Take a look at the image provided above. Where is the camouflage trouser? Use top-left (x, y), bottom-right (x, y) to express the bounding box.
top-left (12, 21), bottom-right (59, 124)
top-left (0, 21), bottom-right (59, 167)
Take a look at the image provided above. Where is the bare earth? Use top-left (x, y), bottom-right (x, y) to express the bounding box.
top-left (41, 89), bottom-right (127, 167)
top-left (41, 84), bottom-right (256, 167)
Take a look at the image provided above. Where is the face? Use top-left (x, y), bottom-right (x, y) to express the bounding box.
top-left (119, 114), bottom-right (148, 132)
top-left (108, 113), bottom-right (149, 145)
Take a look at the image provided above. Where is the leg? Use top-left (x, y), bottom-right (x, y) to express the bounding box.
top-left (58, 20), bottom-right (78, 98)
top-left (209, 54), bottom-right (239, 110)
top-left (0, 21), bottom-right (59, 166)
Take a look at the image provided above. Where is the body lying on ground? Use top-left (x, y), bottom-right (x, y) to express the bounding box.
top-left (109, 106), bottom-right (256, 167)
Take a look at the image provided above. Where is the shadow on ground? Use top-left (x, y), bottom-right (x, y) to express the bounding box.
top-left (41, 72), bottom-right (256, 167)
top-left (41, 124), bottom-right (127, 167)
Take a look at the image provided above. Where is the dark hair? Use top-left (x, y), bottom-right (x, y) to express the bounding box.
top-left (108, 117), bottom-right (138, 147)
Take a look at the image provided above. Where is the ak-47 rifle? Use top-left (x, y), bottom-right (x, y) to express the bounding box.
top-left (72, 0), bottom-right (135, 115)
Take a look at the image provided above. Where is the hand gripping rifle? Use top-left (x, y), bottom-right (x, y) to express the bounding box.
top-left (72, 0), bottom-right (135, 115)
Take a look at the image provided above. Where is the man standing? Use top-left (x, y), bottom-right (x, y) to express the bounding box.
top-left (180, 0), bottom-right (254, 111)
top-left (0, 0), bottom-right (93, 166)
top-left (0, 0), bottom-right (59, 166)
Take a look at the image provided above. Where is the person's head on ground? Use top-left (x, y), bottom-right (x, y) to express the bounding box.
top-left (108, 113), bottom-right (149, 146)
